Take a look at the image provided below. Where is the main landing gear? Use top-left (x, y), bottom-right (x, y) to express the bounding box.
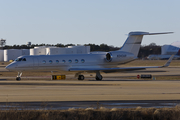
top-left (78, 75), bottom-right (84, 80)
top-left (77, 71), bottom-right (103, 81)
top-left (95, 71), bottom-right (103, 81)
top-left (16, 72), bottom-right (22, 81)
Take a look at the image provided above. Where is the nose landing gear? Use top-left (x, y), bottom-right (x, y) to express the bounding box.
top-left (16, 72), bottom-right (22, 81)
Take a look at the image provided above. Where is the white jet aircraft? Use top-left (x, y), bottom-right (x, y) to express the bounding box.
top-left (5, 31), bottom-right (173, 81)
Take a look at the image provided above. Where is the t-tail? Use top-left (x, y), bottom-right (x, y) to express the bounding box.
top-left (119, 31), bottom-right (173, 57)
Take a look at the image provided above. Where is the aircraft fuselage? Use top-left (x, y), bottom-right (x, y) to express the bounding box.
top-left (6, 51), bottom-right (135, 72)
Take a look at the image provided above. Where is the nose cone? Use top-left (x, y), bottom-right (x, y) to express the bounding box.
top-left (5, 63), bottom-right (16, 71)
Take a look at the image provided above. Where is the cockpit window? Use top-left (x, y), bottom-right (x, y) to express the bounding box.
top-left (15, 58), bottom-right (22, 61)
top-left (22, 58), bottom-right (26, 61)
top-left (15, 58), bottom-right (26, 62)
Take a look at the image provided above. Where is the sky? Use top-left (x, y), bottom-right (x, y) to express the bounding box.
top-left (0, 0), bottom-right (179, 47)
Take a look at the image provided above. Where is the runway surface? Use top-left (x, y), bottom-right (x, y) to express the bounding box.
top-left (0, 65), bottom-right (180, 109)
top-left (0, 80), bottom-right (180, 109)
top-left (0, 80), bottom-right (180, 102)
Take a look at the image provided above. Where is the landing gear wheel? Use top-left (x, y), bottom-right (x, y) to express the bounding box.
top-left (16, 77), bottom-right (21, 81)
top-left (16, 72), bottom-right (22, 81)
top-left (78, 75), bottom-right (84, 80)
top-left (96, 75), bottom-right (103, 81)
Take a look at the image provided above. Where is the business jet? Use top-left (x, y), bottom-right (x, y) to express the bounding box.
top-left (5, 31), bottom-right (173, 81)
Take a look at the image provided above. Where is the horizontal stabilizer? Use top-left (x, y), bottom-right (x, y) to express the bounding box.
top-left (129, 32), bottom-right (173, 36)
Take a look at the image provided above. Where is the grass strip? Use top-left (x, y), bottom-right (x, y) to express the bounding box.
top-left (0, 107), bottom-right (180, 120)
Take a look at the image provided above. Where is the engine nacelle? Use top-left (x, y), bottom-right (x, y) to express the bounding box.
top-left (105, 51), bottom-right (135, 63)
top-left (106, 52), bottom-right (113, 62)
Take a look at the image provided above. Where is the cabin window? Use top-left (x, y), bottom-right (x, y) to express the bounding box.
top-left (81, 59), bottom-right (85, 63)
top-left (68, 60), bottom-right (72, 63)
top-left (75, 59), bottom-right (78, 63)
top-left (42, 60), bottom-right (46, 64)
top-left (62, 60), bottom-right (66, 63)
top-left (56, 60), bottom-right (59, 63)
top-left (49, 60), bottom-right (53, 64)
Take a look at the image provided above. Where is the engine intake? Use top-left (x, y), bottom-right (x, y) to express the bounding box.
top-left (106, 53), bottom-right (112, 62)
top-left (105, 51), bottom-right (135, 63)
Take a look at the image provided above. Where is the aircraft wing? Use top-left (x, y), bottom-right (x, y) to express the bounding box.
top-left (69, 55), bottom-right (174, 73)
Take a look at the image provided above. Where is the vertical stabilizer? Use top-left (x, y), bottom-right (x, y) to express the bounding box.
top-left (119, 32), bottom-right (173, 57)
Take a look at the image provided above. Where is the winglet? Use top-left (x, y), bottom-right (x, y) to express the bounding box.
top-left (162, 55), bottom-right (174, 67)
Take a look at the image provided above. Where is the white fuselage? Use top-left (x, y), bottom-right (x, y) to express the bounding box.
top-left (6, 51), bottom-right (135, 72)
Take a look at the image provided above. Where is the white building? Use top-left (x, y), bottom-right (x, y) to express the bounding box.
top-left (46, 46), bottom-right (90, 55)
top-left (30, 46), bottom-right (49, 55)
top-left (0, 50), bottom-right (4, 61)
top-left (67, 46), bottom-right (90, 54)
top-left (4, 49), bottom-right (22, 62)
top-left (1, 45), bottom-right (91, 62)
top-left (46, 47), bottom-right (66, 55)
top-left (22, 49), bottom-right (30, 56)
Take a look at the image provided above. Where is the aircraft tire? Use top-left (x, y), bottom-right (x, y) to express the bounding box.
top-left (96, 75), bottom-right (103, 81)
top-left (16, 77), bottom-right (21, 81)
top-left (78, 75), bottom-right (84, 80)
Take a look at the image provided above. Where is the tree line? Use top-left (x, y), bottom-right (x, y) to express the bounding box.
top-left (1, 43), bottom-right (161, 58)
